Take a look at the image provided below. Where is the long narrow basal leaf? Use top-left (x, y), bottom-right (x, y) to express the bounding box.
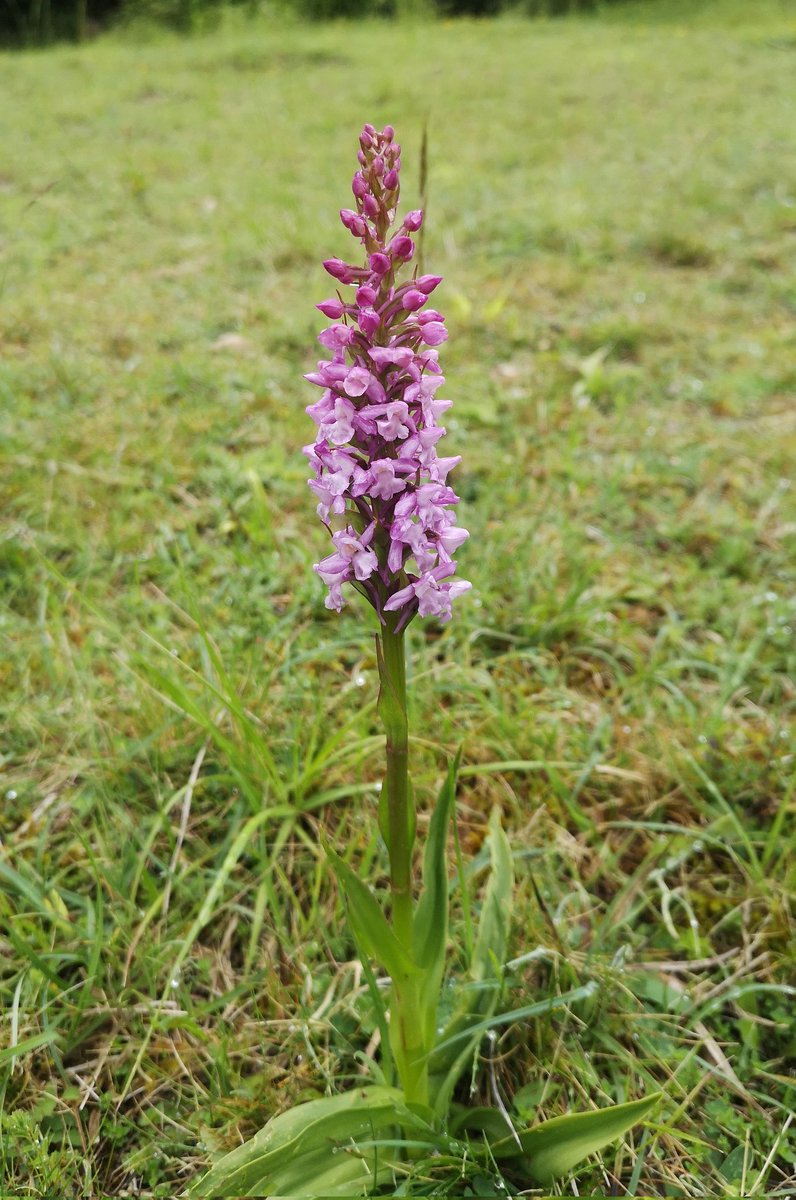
top-left (410, 752), bottom-right (459, 1059)
top-left (429, 807), bottom-right (513, 1115)
top-left (432, 982), bottom-right (598, 1060)
top-left (190, 1086), bottom-right (414, 1197)
top-left (469, 806), bottom-right (513, 993)
top-left (431, 984), bottom-right (598, 1121)
top-left (492, 1094), bottom-right (661, 1184)
top-left (325, 845), bottom-right (418, 980)
top-left (414, 753), bottom-right (459, 968)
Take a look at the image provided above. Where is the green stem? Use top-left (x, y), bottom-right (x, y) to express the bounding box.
top-left (379, 617), bottom-right (413, 947)
top-left (377, 616), bottom-right (428, 1108)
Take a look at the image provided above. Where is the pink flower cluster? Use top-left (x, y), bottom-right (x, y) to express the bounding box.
top-left (305, 123), bottom-right (470, 628)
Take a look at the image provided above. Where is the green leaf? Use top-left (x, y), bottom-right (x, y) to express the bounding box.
top-left (433, 983), bottom-right (598, 1059)
top-left (449, 1105), bottom-right (514, 1142)
top-left (428, 807), bottom-right (513, 1115)
top-left (190, 1085), bottom-right (420, 1197)
top-left (325, 844), bottom-right (418, 980)
top-left (408, 752), bottom-right (459, 1070)
top-left (492, 1093), bottom-right (661, 1184)
top-left (469, 807), bottom-right (513, 993)
top-left (414, 751), bottom-right (459, 970)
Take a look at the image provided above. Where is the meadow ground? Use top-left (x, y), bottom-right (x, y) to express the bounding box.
top-left (1, 0), bottom-right (795, 1194)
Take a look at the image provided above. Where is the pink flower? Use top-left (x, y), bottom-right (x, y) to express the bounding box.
top-left (356, 284), bottom-right (378, 306)
top-left (324, 397), bottom-right (356, 445)
top-left (318, 324), bottom-right (354, 350)
top-left (367, 459), bottom-right (410, 500)
top-left (343, 366), bottom-right (372, 397)
top-left (368, 345), bottom-right (415, 370)
top-left (332, 524), bottom-right (378, 580)
top-left (367, 401), bottom-right (413, 441)
top-left (384, 563), bottom-right (472, 623)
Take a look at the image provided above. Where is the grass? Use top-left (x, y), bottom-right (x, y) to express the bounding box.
top-left (1, 0), bottom-right (795, 1194)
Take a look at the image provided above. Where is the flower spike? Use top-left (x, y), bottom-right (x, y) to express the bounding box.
top-left (308, 124), bottom-right (470, 626)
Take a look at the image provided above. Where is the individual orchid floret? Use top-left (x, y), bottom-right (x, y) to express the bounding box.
top-left (307, 123), bottom-right (470, 627)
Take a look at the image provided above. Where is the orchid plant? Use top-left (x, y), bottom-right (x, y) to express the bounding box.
top-left (192, 125), bottom-right (659, 1199)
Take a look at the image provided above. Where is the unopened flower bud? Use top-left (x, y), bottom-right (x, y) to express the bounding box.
top-left (362, 194), bottom-right (379, 219)
top-left (352, 172), bottom-right (369, 199)
top-left (340, 208), bottom-right (368, 238)
top-left (369, 252), bottom-right (391, 276)
top-left (401, 289), bottom-right (427, 312)
top-left (403, 210), bottom-right (423, 231)
top-left (317, 298), bottom-right (345, 318)
top-left (391, 236), bottom-right (414, 261)
top-left (383, 169), bottom-right (399, 191)
top-left (382, 124), bottom-right (394, 141)
top-left (324, 258), bottom-right (364, 284)
top-left (416, 274), bottom-right (442, 295)
top-left (356, 284), bottom-right (377, 307)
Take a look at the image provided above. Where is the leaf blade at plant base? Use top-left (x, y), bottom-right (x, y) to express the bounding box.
top-left (414, 750), bottom-right (459, 971)
top-left (493, 1093), bottom-right (662, 1184)
top-left (411, 752), bottom-right (460, 1054)
top-left (468, 806), bottom-right (513, 994)
top-left (428, 807), bottom-right (513, 1115)
top-left (432, 981), bottom-right (598, 1060)
top-left (189, 1085), bottom-right (419, 1197)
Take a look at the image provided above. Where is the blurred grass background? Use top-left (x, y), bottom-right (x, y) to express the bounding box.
top-left (1, 0), bottom-right (795, 1194)
top-left (9, 0), bottom-right (776, 48)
